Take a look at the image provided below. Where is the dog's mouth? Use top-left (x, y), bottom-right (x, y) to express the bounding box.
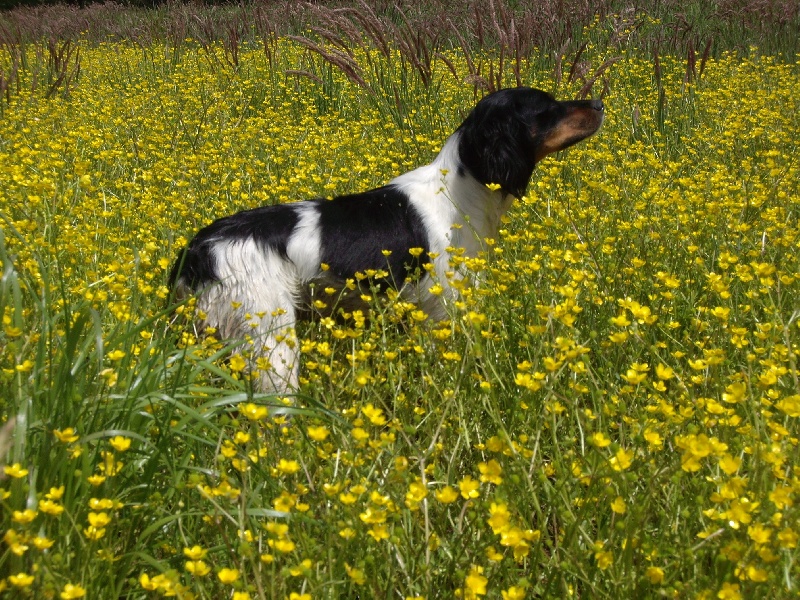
top-left (534, 100), bottom-right (604, 162)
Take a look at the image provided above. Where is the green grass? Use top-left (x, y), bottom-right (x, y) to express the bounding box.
top-left (0, 11), bottom-right (799, 600)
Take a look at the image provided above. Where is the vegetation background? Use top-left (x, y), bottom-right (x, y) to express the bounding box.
top-left (0, 1), bottom-right (799, 599)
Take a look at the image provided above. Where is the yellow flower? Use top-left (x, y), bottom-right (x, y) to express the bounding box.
top-left (139, 573), bottom-right (157, 590)
top-left (4, 463), bottom-right (29, 478)
top-left (478, 459), bottom-right (503, 485)
top-left (775, 395), bottom-right (800, 417)
top-left (185, 560), bottom-right (211, 576)
top-left (307, 425), bottom-right (330, 441)
top-left (459, 475), bottom-right (480, 499)
top-left (609, 448), bottom-right (634, 471)
top-left (84, 526), bottom-right (106, 541)
top-left (777, 527), bottom-right (798, 548)
top-left (183, 545), bottom-right (208, 560)
top-left (220, 440), bottom-right (237, 459)
top-left (46, 486), bottom-right (65, 499)
top-left (87, 512), bottom-right (111, 527)
top-left (345, 563), bottom-right (366, 585)
top-left (288, 559), bottom-right (312, 576)
top-left (229, 354), bottom-right (247, 372)
top-left (747, 523), bottom-right (772, 545)
top-left (405, 479), bottom-right (428, 509)
top-left (13, 508), bottom-right (37, 524)
top-left (233, 431), bottom-right (251, 444)
top-left (609, 331), bottom-right (629, 343)
top-left (722, 498), bottom-right (757, 527)
top-left (594, 549), bottom-right (613, 570)
top-left (270, 538), bottom-right (296, 553)
top-left (434, 486), bottom-right (459, 503)
top-left (89, 497), bottom-right (117, 510)
top-left (621, 366), bottom-right (648, 385)
top-left (589, 432), bottom-right (611, 448)
top-left (514, 371), bottom-right (543, 391)
top-left (643, 429), bottom-right (663, 448)
top-left (610, 313), bottom-right (631, 327)
top-left (655, 363), bottom-right (674, 380)
top-left (717, 582), bottom-right (741, 600)
top-left (107, 349), bottom-right (126, 361)
top-left (5, 530), bottom-right (27, 555)
top-left (273, 490), bottom-right (297, 511)
top-left (265, 522), bottom-right (289, 537)
top-left (87, 474), bottom-right (106, 486)
top-left (8, 572), bottom-right (35, 587)
top-left (722, 382), bottom-right (747, 404)
top-left (60, 583), bottom-right (87, 599)
top-left (339, 492), bottom-right (358, 506)
top-left (33, 536), bottom-right (55, 550)
top-left (39, 499), bottom-right (65, 516)
top-left (464, 565), bottom-right (488, 596)
top-left (217, 567), bottom-right (240, 584)
top-left (14, 359), bottom-right (34, 373)
top-left (645, 566), bottom-right (664, 584)
top-left (360, 504), bottom-right (388, 524)
top-left (485, 546), bottom-right (503, 561)
top-left (276, 458), bottom-right (301, 475)
top-left (487, 502), bottom-right (511, 534)
top-left (718, 454), bottom-right (741, 475)
top-left (688, 358), bottom-right (708, 371)
top-left (240, 402), bottom-right (269, 420)
top-left (109, 436), bottom-right (132, 452)
top-left (361, 403), bottom-right (387, 426)
top-left (610, 496), bottom-right (626, 514)
top-left (675, 434), bottom-right (722, 472)
top-left (367, 524), bottom-right (390, 541)
top-left (745, 565), bottom-right (768, 582)
top-left (501, 586), bottom-right (526, 600)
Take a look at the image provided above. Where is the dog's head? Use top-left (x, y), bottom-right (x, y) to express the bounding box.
top-left (457, 87), bottom-right (604, 198)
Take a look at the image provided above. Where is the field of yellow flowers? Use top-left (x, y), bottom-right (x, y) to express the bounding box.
top-left (1, 30), bottom-right (799, 600)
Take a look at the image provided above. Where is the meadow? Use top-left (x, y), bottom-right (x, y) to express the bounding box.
top-left (1, 2), bottom-right (799, 599)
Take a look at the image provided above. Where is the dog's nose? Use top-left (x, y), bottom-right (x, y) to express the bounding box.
top-left (590, 99), bottom-right (604, 112)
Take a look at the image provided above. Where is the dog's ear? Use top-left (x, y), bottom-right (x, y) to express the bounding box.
top-left (457, 102), bottom-right (536, 199)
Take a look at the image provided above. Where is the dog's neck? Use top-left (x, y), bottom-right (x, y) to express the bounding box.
top-left (393, 132), bottom-right (516, 253)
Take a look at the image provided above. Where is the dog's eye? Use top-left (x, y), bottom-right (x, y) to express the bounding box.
top-left (536, 105), bottom-right (564, 126)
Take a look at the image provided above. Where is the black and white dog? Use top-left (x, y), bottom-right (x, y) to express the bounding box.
top-left (170, 88), bottom-right (604, 392)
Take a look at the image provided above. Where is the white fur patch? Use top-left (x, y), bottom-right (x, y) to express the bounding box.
top-left (198, 238), bottom-right (302, 391)
top-left (286, 203), bottom-right (323, 282)
top-left (391, 131), bottom-right (514, 318)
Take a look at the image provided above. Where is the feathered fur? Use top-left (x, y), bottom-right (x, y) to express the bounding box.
top-left (170, 88), bottom-right (604, 392)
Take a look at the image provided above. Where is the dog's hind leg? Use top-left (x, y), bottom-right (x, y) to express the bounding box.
top-left (193, 286), bottom-right (299, 394)
top-left (249, 310), bottom-right (300, 394)
top-left (198, 240), bottom-right (304, 394)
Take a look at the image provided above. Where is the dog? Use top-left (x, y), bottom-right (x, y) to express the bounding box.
top-left (169, 87), bottom-right (604, 392)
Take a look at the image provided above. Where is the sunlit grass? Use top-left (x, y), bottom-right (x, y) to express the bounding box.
top-left (0, 32), bottom-right (798, 600)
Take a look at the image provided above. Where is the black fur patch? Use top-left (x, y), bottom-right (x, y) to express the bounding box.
top-left (317, 185), bottom-right (430, 288)
top-left (169, 204), bottom-right (300, 288)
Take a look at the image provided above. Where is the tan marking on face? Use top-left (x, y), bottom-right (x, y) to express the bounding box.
top-left (535, 106), bottom-right (604, 162)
